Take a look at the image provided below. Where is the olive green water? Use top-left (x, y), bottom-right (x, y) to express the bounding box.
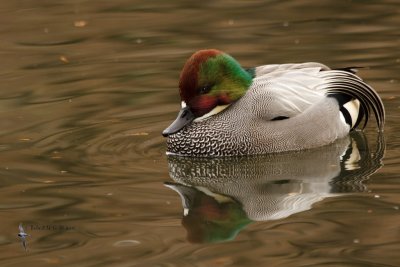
top-left (0, 1), bottom-right (399, 266)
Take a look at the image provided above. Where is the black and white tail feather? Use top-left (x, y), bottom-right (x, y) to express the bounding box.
top-left (320, 70), bottom-right (385, 131)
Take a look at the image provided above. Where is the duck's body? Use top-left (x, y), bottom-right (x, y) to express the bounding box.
top-left (163, 50), bottom-right (384, 157)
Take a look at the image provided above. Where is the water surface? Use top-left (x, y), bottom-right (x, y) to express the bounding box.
top-left (0, 1), bottom-right (399, 266)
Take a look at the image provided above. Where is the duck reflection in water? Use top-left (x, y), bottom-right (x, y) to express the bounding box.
top-left (165, 132), bottom-right (385, 243)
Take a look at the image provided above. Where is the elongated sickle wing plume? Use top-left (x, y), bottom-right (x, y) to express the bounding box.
top-left (320, 71), bottom-right (385, 131)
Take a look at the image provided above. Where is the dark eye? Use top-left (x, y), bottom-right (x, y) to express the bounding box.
top-left (199, 85), bottom-right (213, 95)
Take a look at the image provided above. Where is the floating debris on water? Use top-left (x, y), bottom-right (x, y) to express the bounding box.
top-left (74, 20), bottom-right (87, 27)
top-left (60, 56), bottom-right (69, 63)
top-left (126, 132), bottom-right (149, 136)
top-left (113, 240), bottom-right (141, 247)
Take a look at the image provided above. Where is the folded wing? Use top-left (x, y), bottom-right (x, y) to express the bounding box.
top-left (251, 64), bottom-right (384, 131)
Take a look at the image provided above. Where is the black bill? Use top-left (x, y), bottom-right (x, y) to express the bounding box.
top-left (162, 106), bottom-right (195, 137)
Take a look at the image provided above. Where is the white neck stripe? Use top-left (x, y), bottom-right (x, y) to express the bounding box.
top-left (193, 104), bottom-right (230, 122)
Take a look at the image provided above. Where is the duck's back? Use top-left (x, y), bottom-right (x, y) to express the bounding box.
top-left (249, 65), bottom-right (329, 120)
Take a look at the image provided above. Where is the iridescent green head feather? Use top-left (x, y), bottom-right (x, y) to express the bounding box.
top-left (179, 49), bottom-right (253, 117)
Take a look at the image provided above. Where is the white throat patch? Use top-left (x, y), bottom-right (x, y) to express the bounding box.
top-left (193, 104), bottom-right (230, 122)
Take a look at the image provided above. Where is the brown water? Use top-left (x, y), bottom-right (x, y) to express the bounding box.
top-left (0, 1), bottom-right (399, 266)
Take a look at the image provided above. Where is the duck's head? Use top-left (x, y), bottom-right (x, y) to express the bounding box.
top-left (162, 49), bottom-right (253, 137)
